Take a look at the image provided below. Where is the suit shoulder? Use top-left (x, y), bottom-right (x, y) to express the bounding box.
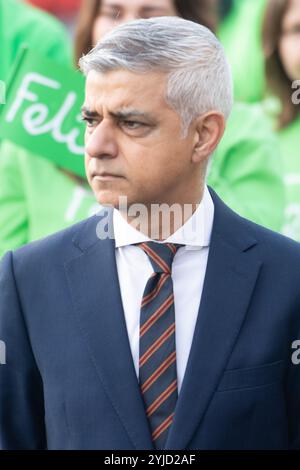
top-left (11, 215), bottom-right (99, 265)
top-left (241, 215), bottom-right (300, 261)
top-left (211, 187), bottom-right (300, 261)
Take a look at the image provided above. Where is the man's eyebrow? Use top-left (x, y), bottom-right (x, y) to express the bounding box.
top-left (111, 110), bottom-right (155, 121)
top-left (81, 107), bottom-right (155, 121)
top-left (81, 107), bottom-right (99, 117)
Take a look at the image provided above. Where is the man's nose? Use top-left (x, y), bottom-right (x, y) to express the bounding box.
top-left (85, 120), bottom-right (119, 160)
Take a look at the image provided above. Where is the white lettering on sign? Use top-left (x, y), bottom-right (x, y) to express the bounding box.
top-left (5, 72), bottom-right (84, 155)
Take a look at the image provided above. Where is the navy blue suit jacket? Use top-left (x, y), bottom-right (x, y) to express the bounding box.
top-left (0, 188), bottom-right (300, 450)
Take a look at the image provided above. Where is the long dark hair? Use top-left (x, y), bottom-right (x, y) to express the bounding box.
top-left (74, 0), bottom-right (218, 64)
top-left (262, 0), bottom-right (300, 128)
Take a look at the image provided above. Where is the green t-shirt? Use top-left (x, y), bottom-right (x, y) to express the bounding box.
top-left (0, 140), bottom-right (99, 257)
top-left (219, 0), bottom-right (267, 103)
top-left (209, 102), bottom-right (285, 231)
top-left (0, 0), bottom-right (80, 258)
top-left (0, 0), bottom-right (72, 84)
top-left (278, 117), bottom-right (300, 241)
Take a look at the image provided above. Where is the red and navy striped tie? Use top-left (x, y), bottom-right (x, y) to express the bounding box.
top-left (137, 242), bottom-right (182, 449)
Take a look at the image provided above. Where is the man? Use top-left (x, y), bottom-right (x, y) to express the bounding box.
top-left (0, 17), bottom-right (299, 450)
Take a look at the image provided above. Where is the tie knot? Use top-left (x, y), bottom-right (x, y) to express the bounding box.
top-left (138, 242), bottom-right (183, 274)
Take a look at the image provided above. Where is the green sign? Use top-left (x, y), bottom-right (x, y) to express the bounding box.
top-left (0, 48), bottom-right (86, 177)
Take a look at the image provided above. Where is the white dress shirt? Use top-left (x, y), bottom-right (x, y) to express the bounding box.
top-left (113, 186), bottom-right (214, 394)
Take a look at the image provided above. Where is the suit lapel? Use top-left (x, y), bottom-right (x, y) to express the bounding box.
top-left (64, 210), bottom-right (154, 450)
top-left (165, 190), bottom-right (262, 449)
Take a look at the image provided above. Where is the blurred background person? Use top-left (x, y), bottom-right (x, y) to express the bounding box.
top-left (219, 0), bottom-right (268, 103)
top-left (0, 0), bottom-right (285, 258)
top-left (74, 0), bottom-right (217, 59)
top-left (263, 0), bottom-right (300, 240)
top-left (0, 0), bottom-right (98, 258)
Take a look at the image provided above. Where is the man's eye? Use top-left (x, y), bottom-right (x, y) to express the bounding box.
top-left (122, 121), bottom-right (144, 130)
top-left (82, 117), bottom-right (96, 128)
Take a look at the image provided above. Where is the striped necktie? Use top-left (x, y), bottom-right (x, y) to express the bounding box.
top-left (137, 241), bottom-right (182, 449)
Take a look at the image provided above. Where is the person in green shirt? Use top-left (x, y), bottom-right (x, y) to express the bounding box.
top-left (210, 101), bottom-right (284, 229)
top-left (0, 0), bottom-right (72, 83)
top-left (219, 0), bottom-right (268, 103)
top-left (0, 141), bottom-right (99, 256)
top-left (0, 0), bottom-right (98, 257)
top-left (262, 0), bottom-right (300, 241)
top-left (0, 0), bottom-right (285, 258)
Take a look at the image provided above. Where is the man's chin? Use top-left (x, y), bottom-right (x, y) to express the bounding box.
top-left (93, 190), bottom-right (129, 210)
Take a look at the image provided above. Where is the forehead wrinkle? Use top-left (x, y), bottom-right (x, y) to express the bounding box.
top-left (85, 70), bottom-right (171, 118)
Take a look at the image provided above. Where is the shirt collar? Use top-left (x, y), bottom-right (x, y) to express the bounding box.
top-left (113, 185), bottom-right (214, 250)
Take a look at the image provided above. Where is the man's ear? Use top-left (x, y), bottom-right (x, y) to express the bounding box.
top-left (191, 111), bottom-right (226, 164)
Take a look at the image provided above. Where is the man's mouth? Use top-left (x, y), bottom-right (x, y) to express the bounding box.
top-left (92, 172), bottom-right (123, 181)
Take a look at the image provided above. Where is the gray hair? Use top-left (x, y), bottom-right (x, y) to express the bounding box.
top-left (79, 17), bottom-right (233, 135)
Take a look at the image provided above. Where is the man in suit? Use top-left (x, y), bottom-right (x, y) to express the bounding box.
top-left (0, 17), bottom-right (300, 450)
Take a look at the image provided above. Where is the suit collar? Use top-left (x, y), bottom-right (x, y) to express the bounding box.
top-left (72, 187), bottom-right (257, 255)
top-left (113, 185), bottom-right (214, 248)
top-left (71, 207), bottom-right (115, 253)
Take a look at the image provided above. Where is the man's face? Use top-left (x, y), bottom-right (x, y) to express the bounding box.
top-left (83, 69), bottom-right (199, 209)
top-left (279, 0), bottom-right (300, 81)
top-left (92, 0), bottom-right (178, 43)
